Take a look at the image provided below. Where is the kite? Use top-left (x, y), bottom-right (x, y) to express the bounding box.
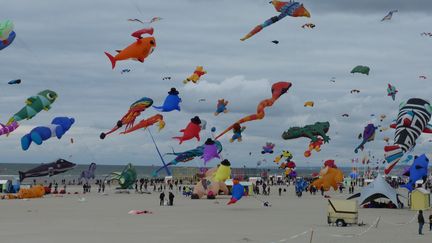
top-left (261, 142), bottom-right (275, 154)
top-left (282, 122), bottom-right (330, 157)
top-left (384, 98), bottom-right (432, 174)
top-left (0, 122), bottom-right (19, 137)
top-left (21, 117), bottom-right (75, 151)
top-left (183, 66), bottom-right (207, 84)
top-left (7, 90), bottom-right (58, 126)
top-left (301, 23), bottom-right (315, 29)
top-left (381, 10), bottom-right (398, 21)
top-left (173, 116), bottom-right (203, 144)
top-left (100, 97), bottom-right (153, 139)
top-left (79, 163), bottom-right (96, 183)
top-left (192, 159), bottom-right (231, 199)
top-left (198, 98), bottom-right (206, 102)
top-left (153, 88), bottom-right (181, 112)
top-left (230, 123), bottom-right (246, 142)
top-left (350, 89), bottom-right (360, 94)
top-left (274, 150), bottom-right (292, 163)
top-left (342, 114), bottom-right (349, 117)
top-left (216, 81), bottom-right (292, 139)
top-left (131, 27), bottom-right (154, 39)
top-left (106, 163), bottom-right (137, 189)
top-left (420, 32), bottom-right (432, 37)
top-left (387, 83), bottom-right (398, 101)
top-left (104, 34), bottom-right (156, 69)
top-left (330, 77), bottom-right (336, 83)
top-left (127, 18), bottom-right (143, 24)
top-left (121, 69), bottom-right (130, 74)
top-left (271, 40), bottom-right (279, 44)
top-left (295, 178), bottom-right (309, 196)
top-left (227, 179), bottom-right (244, 205)
top-left (383, 137), bottom-right (390, 143)
top-left (128, 17), bottom-right (162, 24)
top-left (7, 79), bottom-right (21, 85)
top-left (153, 141), bottom-right (223, 176)
top-left (419, 75), bottom-right (427, 79)
top-left (350, 65), bottom-right (370, 75)
top-left (380, 114), bottom-right (387, 122)
top-left (240, 1), bottom-right (310, 41)
top-left (354, 123), bottom-right (377, 153)
top-left (18, 159), bottom-right (75, 182)
top-left (402, 154), bottom-right (429, 192)
top-left (400, 155), bottom-right (413, 164)
top-left (281, 161), bottom-right (296, 177)
top-left (304, 138), bottom-right (323, 157)
top-left (0, 20), bottom-right (15, 51)
top-left (304, 101), bottom-right (314, 107)
top-left (215, 99), bottom-right (229, 116)
top-left (202, 138), bottom-right (221, 166)
top-left (120, 114), bottom-right (165, 134)
top-left (162, 76), bottom-right (171, 80)
top-left (310, 161), bottom-right (343, 191)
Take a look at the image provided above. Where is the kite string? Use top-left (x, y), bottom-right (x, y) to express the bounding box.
top-left (148, 128), bottom-right (171, 176)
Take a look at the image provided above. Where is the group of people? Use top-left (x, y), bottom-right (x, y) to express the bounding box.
top-left (159, 191), bottom-right (175, 206)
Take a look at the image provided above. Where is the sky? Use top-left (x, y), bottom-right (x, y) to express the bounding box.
top-left (0, 0), bottom-right (431, 169)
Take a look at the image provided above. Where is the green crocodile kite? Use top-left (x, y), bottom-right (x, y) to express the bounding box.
top-left (281, 121), bottom-right (330, 143)
top-left (7, 90), bottom-right (58, 125)
top-left (107, 163), bottom-right (137, 190)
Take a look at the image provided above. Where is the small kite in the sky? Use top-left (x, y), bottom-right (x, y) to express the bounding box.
top-left (387, 83), bottom-right (398, 101)
top-left (240, 1), bottom-right (310, 41)
top-left (271, 40), bottom-right (279, 44)
top-left (381, 10), bottom-right (398, 21)
top-left (350, 89), bottom-right (360, 94)
top-left (162, 77), bottom-right (171, 80)
top-left (351, 65), bottom-right (370, 75)
top-left (304, 101), bottom-right (314, 107)
top-left (121, 69), bottom-right (130, 74)
top-left (127, 18), bottom-right (145, 24)
top-left (127, 17), bottom-right (162, 24)
top-left (8, 79), bottom-right (21, 85)
top-left (198, 99), bottom-right (206, 102)
top-left (342, 114), bottom-right (349, 117)
top-left (330, 77), bottom-right (336, 83)
top-left (419, 75), bottom-right (427, 79)
top-left (420, 32), bottom-right (432, 37)
top-left (301, 23), bottom-right (315, 29)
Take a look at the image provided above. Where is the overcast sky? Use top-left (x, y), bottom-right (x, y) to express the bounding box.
top-left (0, 0), bottom-right (431, 169)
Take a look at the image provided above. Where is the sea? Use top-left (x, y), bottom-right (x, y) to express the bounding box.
top-left (0, 163), bottom-right (398, 183)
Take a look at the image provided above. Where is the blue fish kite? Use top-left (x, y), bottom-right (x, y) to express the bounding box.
top-left (401, 154), bottom-right (429, 192)
top-left (153, 88), bottom-right (181, 112)
top-left (387, 83), bottom-right (398, 101)
top-left (354, 124), bottom-right (377, 153)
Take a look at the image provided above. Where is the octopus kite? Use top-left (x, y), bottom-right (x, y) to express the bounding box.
top-left (120, 114), bottom-right (165, 134)
top-left (100, 97), bottom-right (153, 139)
top-left (152, 140), bottom-right (223, 176)
top-left (240, 1), bottom-right (310, 41)
top-left (215, 81), bottom-right (292, 140)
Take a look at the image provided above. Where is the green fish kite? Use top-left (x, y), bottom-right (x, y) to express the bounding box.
top-left (7, 90), bottom-right (58, 125)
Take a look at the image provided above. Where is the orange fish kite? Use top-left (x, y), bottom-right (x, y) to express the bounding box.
top-left (104, 29), bottom-right (156, 69)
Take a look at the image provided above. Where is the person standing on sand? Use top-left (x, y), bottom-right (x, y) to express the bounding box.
top-left (160, 192), bottom-right (165, 206)
top-left (278, 187), bottom-right (282, 196)
top-left (418, 210), bottom-right (425, 235)
top-left (320, 187), bottom-right (324, 196)
top-left (169, 192), bottom-right (175, 206)
top-left (429, 212), bottom-right (432, 231)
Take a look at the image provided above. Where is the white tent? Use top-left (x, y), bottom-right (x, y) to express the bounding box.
top-left (347, 174), bottom-right (402, 208)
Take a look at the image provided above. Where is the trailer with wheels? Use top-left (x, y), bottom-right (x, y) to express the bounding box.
top-left (327, 199), bottom-right (358, 227)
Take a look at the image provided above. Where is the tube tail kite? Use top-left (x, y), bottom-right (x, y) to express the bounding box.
top-left (215, 81), bottom-right (292, 140)
top-left (240, 1), bottom-right (310, 41)
top-left (384, 98), bottom-right (432, 174)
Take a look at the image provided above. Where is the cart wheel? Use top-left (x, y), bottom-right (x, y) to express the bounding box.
top-left (336, 219), bottom-right (346, 227)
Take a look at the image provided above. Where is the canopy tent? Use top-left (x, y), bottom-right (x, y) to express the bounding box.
top-left (347, 174), bottom-right (402, 208)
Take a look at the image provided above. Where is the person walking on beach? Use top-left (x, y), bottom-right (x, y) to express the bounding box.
top-left (418, 210), bottom-right (425, 235)
top-left (101, 181), bottom-right (105, 193)
top-left (429, 212), bottom-right (432, 231)
top-left (278, 187), bottom-right (282, 196)
top-left (169, 192), bottom-right (175, 206)
top-left (159, 192), bottom-right (165, 206)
